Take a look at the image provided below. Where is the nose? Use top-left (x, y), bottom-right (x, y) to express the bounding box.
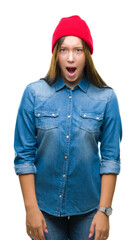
top-left (67, 51), bottom-right (75, 62)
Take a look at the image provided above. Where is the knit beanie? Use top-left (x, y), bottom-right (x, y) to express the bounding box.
top-left (52, 15), bottom-right (93, 54)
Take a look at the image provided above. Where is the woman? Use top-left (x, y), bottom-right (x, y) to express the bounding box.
top-left (14, 15), bottom-right (122, 240)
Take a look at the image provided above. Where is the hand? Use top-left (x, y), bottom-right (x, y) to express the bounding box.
top-left (26, 206), bottom-right (48, 240)
top-left (88, 211), bottom-right (109, 240)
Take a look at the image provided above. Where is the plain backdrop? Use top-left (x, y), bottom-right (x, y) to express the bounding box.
top-left (0, 0), bottom-right (136, 239)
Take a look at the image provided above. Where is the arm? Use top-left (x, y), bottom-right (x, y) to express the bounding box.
top-left (14, 85), bottom-right (48, 240)
top-left (99, 173), bottom-right (117, 208)
top-left (89, 90), bottom-right (122, 240)
top-left (89, 174), bottom-right (117, 239)
top-left (19, 174), bottom-right (48, 239)
top-left (19, 174), bottom-right (39, 211)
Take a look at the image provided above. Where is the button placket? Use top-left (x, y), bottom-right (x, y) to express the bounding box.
top-left (58, 92), bottom-right (73, 213)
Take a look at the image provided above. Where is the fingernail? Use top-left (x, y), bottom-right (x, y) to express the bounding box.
top-left (88, 233), bottom-right (92, 239)
top-left (44, 229), bottom-right (48, 234)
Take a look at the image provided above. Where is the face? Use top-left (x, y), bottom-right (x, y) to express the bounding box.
top-left (58, 36), bottom-right (86, 88)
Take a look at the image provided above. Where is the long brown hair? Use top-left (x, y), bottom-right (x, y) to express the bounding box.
top-left (41, 37), bottom-right (112, 89)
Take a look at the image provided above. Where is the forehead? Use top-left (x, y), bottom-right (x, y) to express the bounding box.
top-left (61, 36), bottom-right (83, 47)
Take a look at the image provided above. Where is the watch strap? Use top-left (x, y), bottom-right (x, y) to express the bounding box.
top-left (98, 206), bottom-right (106, 212)
top-left (97, 206), bottom-right (112, 216)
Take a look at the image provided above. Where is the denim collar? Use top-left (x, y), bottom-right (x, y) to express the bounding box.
top-left (55, 74), bottom-right (90, 93)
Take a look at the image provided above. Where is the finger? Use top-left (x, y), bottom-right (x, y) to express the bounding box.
top-left (38, 227), bottom-right (45, 240)
top-left (106, 233), bottom-right (109, 239)
top-left (26, 230), bottom-right (32, 238)
top-left (26, 226), bottom-right (32, 238)
top-left (99, 231), bottom-right (108, 240)
top-left (104, 232), bottom-right (109, 239)
top-left (99, 233), bottom-right (104, 240)
top-left (88, 221), bottom-right (95, 239)
top-left (103, 232), bottom-right (109, 239)
top-left (100, 233), bottom-right (105, 240)
top-left (94, 229), bottom-right (101, 240)
top-left (42, 217), bottom-right (48, 234)
top-left (101, 229), bottom-right (109, 240)
top-left (31, 228), bottom-right (38, 240)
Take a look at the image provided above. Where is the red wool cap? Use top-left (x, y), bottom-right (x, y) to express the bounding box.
top-left (52, 15), bottom-right (93, 54)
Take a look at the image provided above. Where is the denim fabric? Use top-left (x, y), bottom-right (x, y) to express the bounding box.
top-left (14, 74), bottom-right (122, 217)
top-left (32, 208), bottom-right (97, 240)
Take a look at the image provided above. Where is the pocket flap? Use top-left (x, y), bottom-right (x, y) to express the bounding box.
top-left (80, 111), bottom-right (103, 121)
top-left (35, 110), bottom-right (59, 118)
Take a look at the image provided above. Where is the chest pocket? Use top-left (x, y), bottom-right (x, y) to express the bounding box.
top-left (35, 110), bottom-right (59, 130)
top-left (79, 111), bottom-right (103, 133)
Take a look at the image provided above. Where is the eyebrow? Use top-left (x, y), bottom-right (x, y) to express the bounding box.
top-left (60, 45), bottom-right (83, 48)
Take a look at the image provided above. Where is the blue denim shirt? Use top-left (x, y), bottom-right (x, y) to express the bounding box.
top-left (14, 74), bottom-right (122, 217)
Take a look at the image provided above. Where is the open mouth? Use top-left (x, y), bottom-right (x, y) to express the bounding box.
top-left (66, 67), bottom-right (77, 73)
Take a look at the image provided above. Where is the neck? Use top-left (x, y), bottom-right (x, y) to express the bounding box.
top-left (61, 73), bottom-right (84, 89)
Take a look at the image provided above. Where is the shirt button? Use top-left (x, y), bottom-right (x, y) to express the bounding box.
top-left (96, 117), bottom-right (99, 120)
top-left (52, 113), bottom-right (55, 117)
top-left (69, 96), bottom-right (72, 98)
top-left (59, 195), bottom-right (62, 198)
top-left (68, 115), bottom-right (71, 118)
top-left (37, 113), bottom-right (40, 117)
top-left (66, 135), bottom-right (69, 138)
top-left (63, 174), bottom-right (66, 178)
top-left (64, 156), bottom-right (68, 159)
top-left (83, 114), bottom-right (86, 117)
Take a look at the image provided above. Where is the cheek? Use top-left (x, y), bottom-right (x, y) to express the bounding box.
top-left (58, 56), bottom-right (65, 70)
top-left (78, 58), bottom-right (86, 70)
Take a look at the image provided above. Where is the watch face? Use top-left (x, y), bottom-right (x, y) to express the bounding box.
top-left (106, 207), bottom-right (112, 216)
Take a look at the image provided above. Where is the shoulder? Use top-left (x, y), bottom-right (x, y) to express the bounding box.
top-left (87, 82), bottom-right (117, 103)
top-left (24, 79), bottom-right (55, 98)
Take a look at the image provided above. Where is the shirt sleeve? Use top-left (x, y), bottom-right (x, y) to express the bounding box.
top-left (14, 84), bottom-right (37, 175)
top-left (99, 90), bottom-right (122, 175)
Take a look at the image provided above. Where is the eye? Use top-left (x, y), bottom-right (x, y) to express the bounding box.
top-left (60, 48), bottom-right (66, 52)
top-left (76, 49), bottom-right (83, 53)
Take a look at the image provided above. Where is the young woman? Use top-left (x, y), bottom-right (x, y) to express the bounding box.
top-left (14, 15), bottom-right (122, 240)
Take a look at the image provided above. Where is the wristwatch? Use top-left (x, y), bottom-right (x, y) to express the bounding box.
top-left (97, 206), bottom-right (113, 216)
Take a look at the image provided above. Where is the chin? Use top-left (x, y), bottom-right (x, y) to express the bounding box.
top-left (66, 75), bottom-right (79, 82)
top-left (67, 77), bottom-right (77, 82)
